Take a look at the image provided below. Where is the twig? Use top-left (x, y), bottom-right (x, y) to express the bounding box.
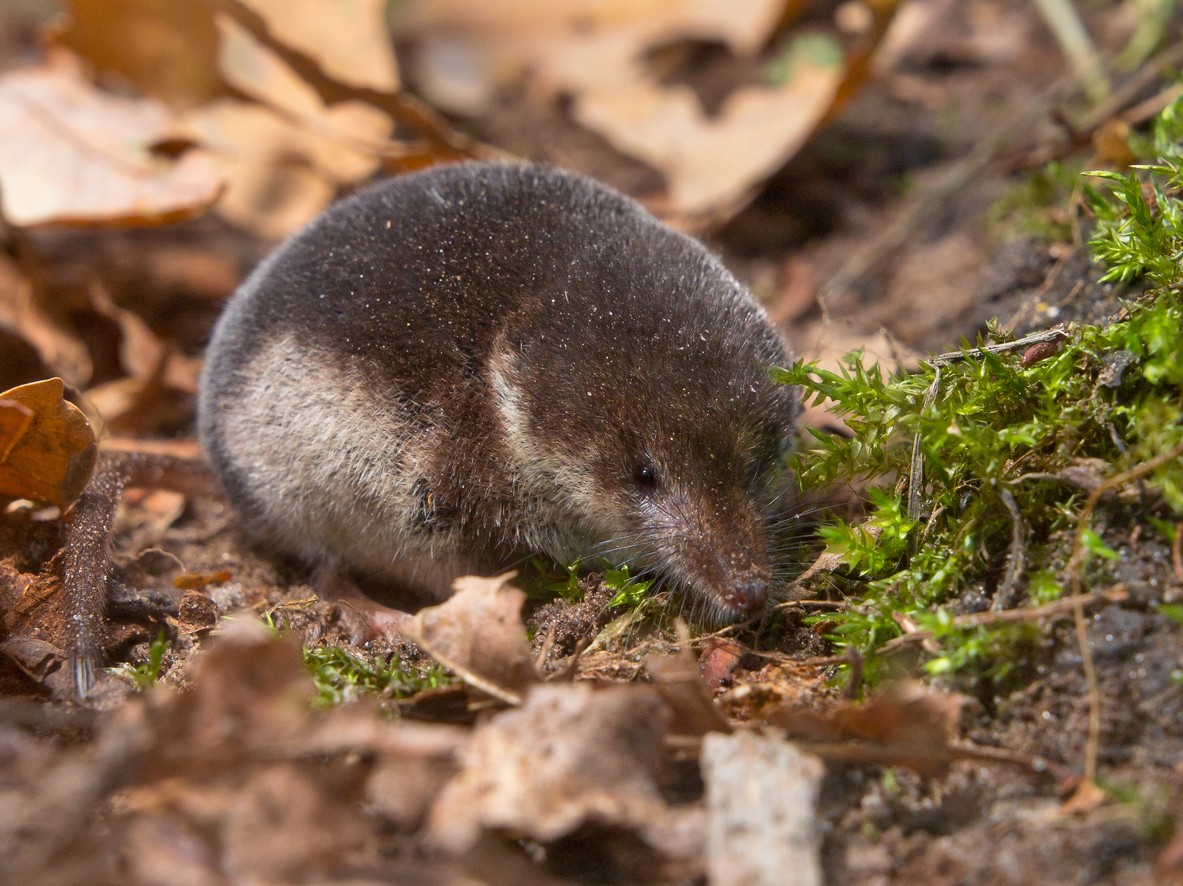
top-left (1172, 522), bottom-right (1183, 585)
top-left (1033, 0), bottom-right (1107, 104)
top-left (875, 584), bottom-right (1128, 655)
top-left (947, 740), bottom-right (1075, 783)
top-left (1061, 440), bottom-right (1183, 784)
top-left (994, 488), bottom-right (1027, 611)
top-left (1076, 41), bottom-right (1183, 133)
top-left (926, 327), bottom-right (1070, 367)
top-left (907, 366), bottom-right (940, 522)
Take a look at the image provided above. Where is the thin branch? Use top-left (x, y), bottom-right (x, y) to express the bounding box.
top-left (1060, 440), bottom-right (1183, 784)
top-left (875, 584), bottom-right (1128, 655)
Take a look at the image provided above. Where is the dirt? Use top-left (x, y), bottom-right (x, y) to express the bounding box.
top-left (3, 1), bottom-right (1183, 883)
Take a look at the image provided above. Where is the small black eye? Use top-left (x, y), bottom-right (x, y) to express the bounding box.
top-left (634, 462), bottom-right (660, 491)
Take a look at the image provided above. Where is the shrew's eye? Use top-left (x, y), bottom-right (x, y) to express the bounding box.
top-left (634, 462), bottom-right (660, 492)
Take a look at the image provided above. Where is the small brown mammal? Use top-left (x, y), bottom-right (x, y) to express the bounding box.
top-left (199, 163), bottom-right (798, 619)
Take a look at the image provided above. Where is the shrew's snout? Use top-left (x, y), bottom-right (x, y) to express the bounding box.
top-left (721, 576), bottom-right (768, 615)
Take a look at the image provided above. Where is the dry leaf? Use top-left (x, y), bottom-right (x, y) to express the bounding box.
top-left (1059, 778), bottom-right (1107, 815)
top-left (0, 63), bottom-right (224, 229)
top-left (696, 638), bottom-right (746, 691)
top-left (177, 589), bottom-right (220, 634)
top-left (394, 0), bottom-right (866, 217)
top-left (646, 649), bottom-right (732, 736)
top-left (174, 570), bottom-right (232, 592)
top-left (767, 681), bottom-right (964, 777)
top-left (48, 0), bottom-right (225, 109)
top-left (407, 572), bottom-right (539, 704)
top-left (0, 255), bottom-right (92, 387)
top-left (49, 0), bottom-right (397, 238)
top-left (228, 0), bottom-right (398, 94)
top-left (428, 683), bottom-right (678, 851)
top-left (573, 60), bottom-right (842, 216)
top-left (0, 378), bottom-right (97, 509)
top-left (171, 99), bottom-right (356, 239)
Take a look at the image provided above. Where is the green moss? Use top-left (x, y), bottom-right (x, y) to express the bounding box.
top-left (108, 631), bottom-right (169, 690)
top-left (302, 645), bottom-right (453, 707)
top-left (777, 96), bottom-right (1183, 686)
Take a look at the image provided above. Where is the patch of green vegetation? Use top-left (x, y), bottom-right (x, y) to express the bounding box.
top-left (777, 96), bottom-right (1183, 686)
top-left (1086, 96), bottom-right (1183, 289)
top-left (536, 560), bottom-right (585, 602)
top-left (303, 644), bottom-right (453, 707)
top-left (602, 564), bottom-right (654, 608)
top-left (522, 557), bottom-right (655, 611)
top-left (109, 632), bottom-right (169, 691)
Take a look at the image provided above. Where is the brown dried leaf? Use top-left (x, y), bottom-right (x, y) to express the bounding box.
top-left (646, 649), bottom-right (732, 736)
top-left (224, 0), bottom-right (398, 95)
top-left (0, 255), bottom-right (92, 387)
top-left (1059, 778), bottom-right (1107, 815)
top-left (174, 570), bottom-right (232, 592)
top-left (574, 65), bottom-right (843, 217)
top-left (696, 638), bottom-right (746, 691)
top-left (407, 572), bottom-right (540, 704)
top-left (0, 378), bottom-right (97, 509)
top-left (428, 683), bottom-right (678, 852)
top-left (177, 589), bottom-right (219, 635)
top-left (394, 0), bottom-right (863, 217)
top-left (48, 0), bottom-right (224, 108)
top-left (0, 400), bottom-right (34, 463)
top-left (767, 681), bottom-right (964, 777)
top-left (0, 63), bottom-right (224, 229)
top-left (170, 99), bottom-right (351, 239)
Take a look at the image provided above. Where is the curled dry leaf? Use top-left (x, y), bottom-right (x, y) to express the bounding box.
top-left (0, 63), bottom-right (224, 229)
top-left (0, 378), bottom-right (97, 509)
top-left (394, 0), bottom-right (876, 218)
top-left (173, 98), bottom-right (380, 240)
top-left (219, 0), bottom-right (399, 95)
top-left (407, 572), bottom-right (540, 704)
top-left (574, 60), bottom-right (843, 218)
top-left (0, 254), bottom-right (93, 388)
top-left (429, 682), bottom-right (699, 874)
top-left (48, 0), bottom-right (225, 109)
top-left (696, 637), bottom-right (746, 691)
top-left (51, 0), bottom-right (401, 238)
top-left (767, 680), bottom-right (964, 777)
top-left (646, 649), bottom-right (732, 736)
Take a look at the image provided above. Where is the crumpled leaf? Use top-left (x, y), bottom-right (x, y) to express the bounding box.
top-left (49, 0), bottom-right (400, 239)
top-left (0, 63), bottom-right (224, 229)
top-left (646, 649), bottom-right (731, 736)
top-left (428, 682), bottom-right (698, 873)
top-left (766, 681), bottom-right (964, 777)
top-left (393, 0), bottom-right (890, 218)
top-left (48, 0), bottom-right (224, 108)
top-left (220, 0), bottom-right (398, 96)
top-left (573, 55), bottom-right (843, 217)
top-left (407, 573), bottom-right (540, 704)
top-left (0, 378), bottom-right (97, 509)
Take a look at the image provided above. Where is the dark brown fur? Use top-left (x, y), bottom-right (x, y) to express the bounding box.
top-left (199, 162), bottom-right (798, 616)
